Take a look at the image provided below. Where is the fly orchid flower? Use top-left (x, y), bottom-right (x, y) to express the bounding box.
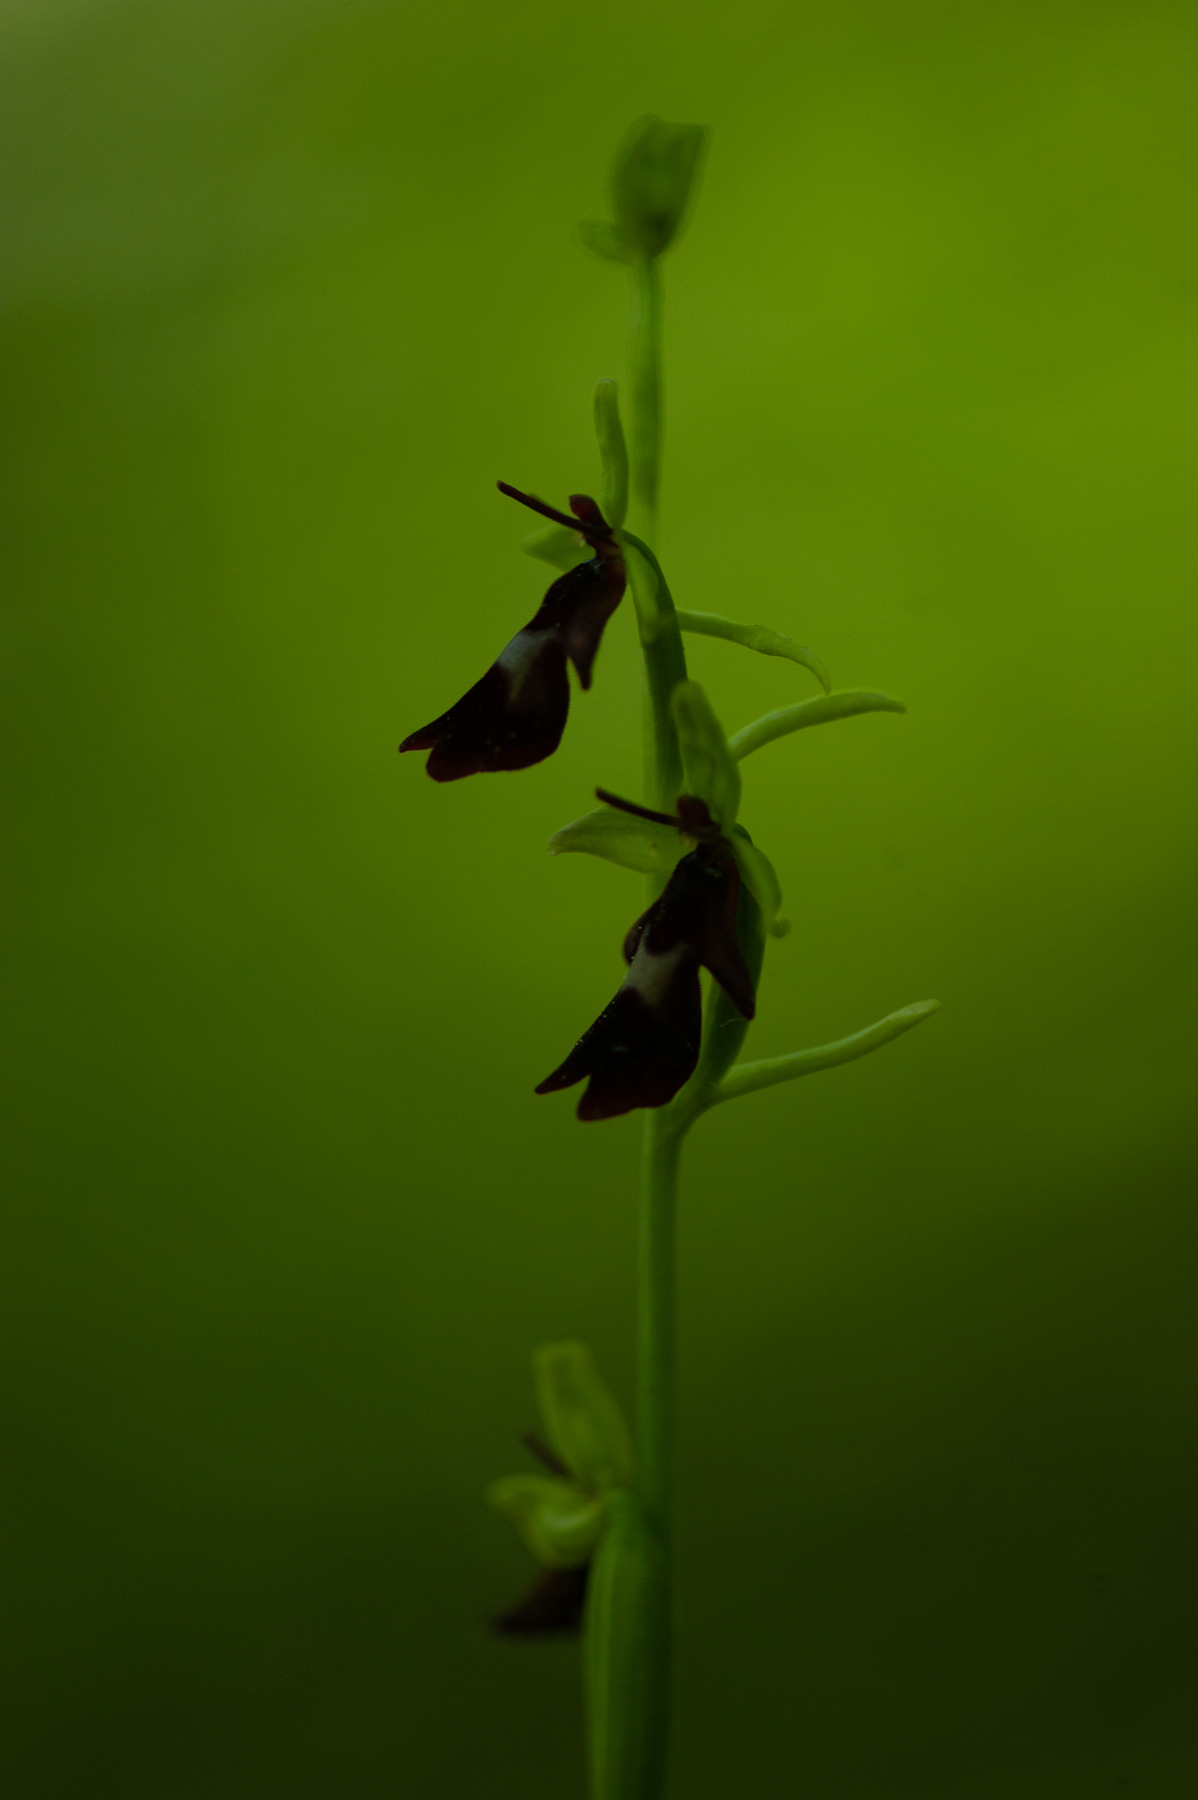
top-left (492, 1431), bottom-right (592, 1637)
top-left (536, 792), bottom-right (756, 1121)
top-left (489, 1342), bottom-right (633, 1637)
top-left (399, 485), bottom-right (625, 781)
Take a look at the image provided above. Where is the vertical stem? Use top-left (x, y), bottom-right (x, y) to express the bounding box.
top-left (629, 255), bottom-right (663, 541)
top-left (587, 248), bottom-right (683, 1800)
top-left (638, 1112), bottom-right (682, 1536)
top-left (622, 536), bottom-right (687, 824)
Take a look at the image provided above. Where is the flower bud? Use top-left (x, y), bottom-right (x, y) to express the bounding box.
top-left (610, 115), bottom-right (707, 258)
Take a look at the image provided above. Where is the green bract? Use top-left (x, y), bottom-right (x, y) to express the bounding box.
top-left (675, 609), bottom-right (831, 692)
top-left (611, 115), bottom-right (707, 259)
top-left (729, 689), bottom-right (906, 761)
top-left (535, 1341), bottom-right (635, 1493)
top-left (549, 804), bottom-right (685, 878)
top-left (672, 680), bottom-right (741, 828)
top-left (488, 1475), bottom-right (607, 1568)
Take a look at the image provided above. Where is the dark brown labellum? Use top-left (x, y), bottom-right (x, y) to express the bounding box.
top-left (492, 1564), bottom-right (589, 1638)
top-left (399, 490), bottom-right (624, 781)
top-left (535, 947), bottom-right (703, 1121)
top-left (536, 796), bottom-right (756, 1119)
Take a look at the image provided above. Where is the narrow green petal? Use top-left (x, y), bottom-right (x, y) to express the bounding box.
top-left (728, 690), bottom-right (907, 761)
top-left (675, 610), bottom-right (830, 692)
top-left (521, 523), bottom-right (588, 571)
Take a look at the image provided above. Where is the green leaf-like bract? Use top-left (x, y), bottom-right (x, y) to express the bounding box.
top-left (535, 1342), bottom-right (634, 1493)
top-left (729, 690), bottom-right (906, 761)
top-left (711, 1000), bottom-right (942, 1107)
top-left (549, 805), bottom-right (684, 878)
top-left (675, 610), bottom-right (830, 692)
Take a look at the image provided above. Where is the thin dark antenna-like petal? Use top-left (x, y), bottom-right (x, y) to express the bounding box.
top-left (497, 482), bottom-right (581, 532)
top-left (594, 788), bottom-right (684, 830)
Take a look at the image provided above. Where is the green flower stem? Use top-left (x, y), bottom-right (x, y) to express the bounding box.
top-left (585, 514), bottom-right (686, 1794)
top-left (637, 1109), bottom-right (683, 1538)
top-left (594, 378), bottom-right (630, 529)
top-left (622, 532), bottom-right (687, 828)
top-left (708, 999), bottom-right (942, 1107)
top-left (628, 255), bottom-right (663, 539)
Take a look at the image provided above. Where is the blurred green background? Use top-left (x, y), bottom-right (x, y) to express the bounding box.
top-left (2, 1), bottom-right (1195, 1794)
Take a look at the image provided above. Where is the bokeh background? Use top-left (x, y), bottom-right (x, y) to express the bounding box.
top-left (3, 1), bottom-right (1196, 1794)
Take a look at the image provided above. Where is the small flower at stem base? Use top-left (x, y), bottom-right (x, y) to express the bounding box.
top-left (399, 489), bottom-right (625, 781)
top-left (490, 1342), bottom-right (633, 1638)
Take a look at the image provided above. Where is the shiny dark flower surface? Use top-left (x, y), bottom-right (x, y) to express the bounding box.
top-left (536, 796), bottom-right (755, 1120)
top-left (399, 489), bottom-right (624, 781)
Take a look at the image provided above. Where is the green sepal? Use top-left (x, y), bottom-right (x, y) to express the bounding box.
top-left (610, 115), bottom-right (707, 259)
top-left (549, 805), bottom-right (685, 879)
top-left (577, 219), bottom-right (631, 264)
top-left (521, 524), bottom-right (589, 571)
top-left (487, 1474), bottom-right (607, 1569)
top-left (584, 1492), bottom-right (669, 1800)
top-left (534, 1342), bottom-right (634, 1493)
top-left (675, 610), bottom-right (831, 692)
top-left (672, 680), bottom-right (741, 828)
top-left (729, 824), bottom-right (786, 938)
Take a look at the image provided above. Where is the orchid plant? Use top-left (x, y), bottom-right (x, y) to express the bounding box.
top-left (400, 116), bottom-right (939, 1800)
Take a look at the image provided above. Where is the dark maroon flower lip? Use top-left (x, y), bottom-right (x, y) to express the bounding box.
top-left (492, 1563), bottom-right (590, 1637)
top-left (535, 793), bottom-right (756, 1119)
top-left (399, 489), bottom-right (625, 782)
